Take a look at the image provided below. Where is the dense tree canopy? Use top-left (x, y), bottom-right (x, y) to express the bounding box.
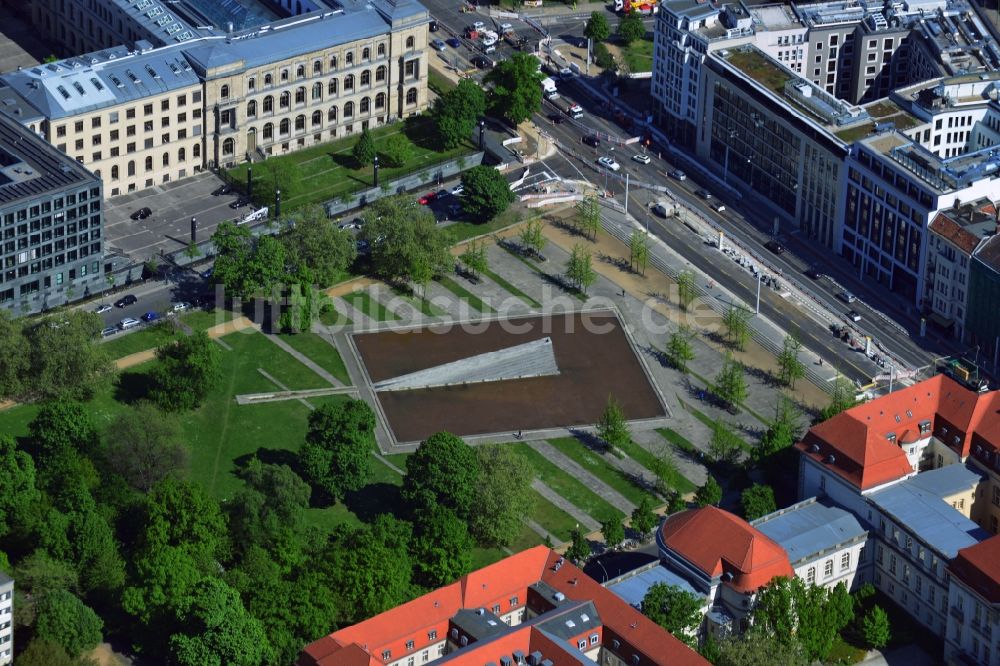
top-left (460, 165), bottom-right (515, 221)
top-left (751, 577), bottom-right (853, 661)
top-left (22, 311), bottom-right (113, 401)
top-left (281, 205), bottom-right (357, 286)
top-left (359, 195), bottom-right (451, 286)
top-left (410, 505), bottom-right (473, 588)
top-left (299, 399), bottom-right (376, 500)
top-left (431, 78), bottom-right (486, 149)
top-left (0, 434), bottom-right (40, 538)
top-left (484, 53), bottom-right (544, 125)
top-left (740, 484), bottom-right (777, 520)
top-left (470, 444), bottom-right (535, 548)
top-left (104, 401), bottom-right (188, 491)
top-left (211, 221), bottom-right (288, 299)
top-left (641, 583), bottom-right (702, 647)
top-left (33, 589), bottom-right (104, 658)
top-left (402, 432), bottom-right (480, 520)
top-left (149, 331), bottom-right (222, 412)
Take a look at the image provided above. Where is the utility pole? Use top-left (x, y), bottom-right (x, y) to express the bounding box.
top-left (624, 172), bottom-right (629, 217)
top-left (755, 271), bottom-right (761, 314)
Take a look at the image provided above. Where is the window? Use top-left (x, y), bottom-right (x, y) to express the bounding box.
top-left (111, 165), bottom-right (119, 180)
top-left (428, 630), bottom-right (437, 641)
top-left (295, 115), bottom-right (305, 132)
top-left (281, 68), bottom-right (289, 82)
top-left (313, 60), bottom-right (323, 74)
top-left (56, 125), bottom-right (66, 137)
top-left (128, 160), bottom-right (135, 176)
top-left (220, 84), bottom-right (230, 99)
top-left (263, 123), bottom-right (273, 140)
top-left (296, 64), bottom-right (306, 78)
top-left (405, 60), bottom-right (418, 78)
top-left (75, 120), bottom-right (84, 132)
top-left (248, 77), bottom-right (256, 91)
top-left (312, 82), bottom-right (322, 100)
top-left (578, 640), bottom-right (587, 650)
top-left (126, 108), bottom-right (136, 119)
top-left (144, 103), bottom-right (153, 116)
top-left (295, 87), bottom-right (306, 104)
top-left (378, 43), bottom-right (386, 57)
top-left (346, 51), bottom-right (354, 66)
top-left (841, 552), bottom-right (850, 571)
top-left (510, 596), bottom-right (519, 608)
top-left (376, 65), bottom-right (387, 82)
top-left (406, 640), bottom-right (414, 650)
top-left (222, 138), bottom-right (235, 156)
top-left (162, 152), bottom-right (169, 167)
top-left (344, 101), bottom-right (354, 118)
top-left (178, 147), bottom-right (186, 162)
top-left (361, 70), bottom-right (371, 86)
top-left (265, 73), bottom-right (273, 86)
top-left (360, 97), bottom-right (370, 114)
top-left (363, 47), bottom-right (371, 60)
top-left (330, 55), bottom-right (338, 69)
top-left (328, 106), bottom-right (338, 122)
top-left (264, 95), bottom-right (273, 113)
top-left (280, 92), bottom-right (290, 108)
top-left (406, 36), bottom-right (415, 50)
top-left (590, 634), bottom-right (599, 646)
top-left (375, 93), bottom-right (386, 109)
top-left (345, 74), bottom-right (354, 91)
top-left (382, 651), bottom-right (391, 660)
top-left (312, 110), bottom-right (322, 127)
top-left (824, 559), bottom-right (834, 578)
top-left (248, 100), bottom-right (257, 117)
top-left (406, 87), bottom-right (418, 105)
top-left (280, 118), bottom-right (290, 135)
top-left (807, 567), bottom-right (816, 584)
top-left (329, 78), bottom-right (338, 95)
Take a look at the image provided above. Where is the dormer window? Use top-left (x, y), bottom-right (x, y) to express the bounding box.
top-left (886, 433), bottom-right (897, 443)
top-left (894, 415), bottom-right (901, 423)
top-left (919, 420), bottom-right (931, 434)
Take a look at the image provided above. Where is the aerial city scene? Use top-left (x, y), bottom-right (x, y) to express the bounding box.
top-left (2, 0), bottom-right (1000, 662)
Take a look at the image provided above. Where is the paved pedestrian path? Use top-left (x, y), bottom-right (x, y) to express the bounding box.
top-left (235, 386), bottom-right (359, 405)
top-left (374, 451), bottom-right (404, 475)
top-left (632, 429), bottom-right (709, 490)
top-left (601, 449), bottom-right (660, 495)
top-left (531, 479), bottom-right (600, 531)
top-left (527, 440), bottom-right (637, 514)
top-left (524, 519), bottom-right (565, 547)
top-left (261, 331), bottom-right (343, 387)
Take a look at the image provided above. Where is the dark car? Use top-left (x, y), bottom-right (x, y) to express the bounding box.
top-left (471, 55), bottom-right (493, 69)
top-left (101, 326), bottom-right (118, 337)
top-left (695, 189), bottom-right (713, 200)
top-left (804, 267), bottom-right (823, 279)
top-left (429, 19), bottom-right (438, 31)
top-left (764, 240), bottom-right (786, 255)
top-left (548, 113), bottom-right (564, 124)
top-left (114, 294), bottom-right (138, 308)
top-left (582, 135), bottom-right (600, 147)
top-left (446, 37), bottom-right (461, 48)
top-left (229, 197), bottom-right (250, 209)
top-left (141, 311), bottom-right (160, 322)
top-left (212, 184), bottom-right (231, 196)
top-left (130, 207), bottom-right (152, 220)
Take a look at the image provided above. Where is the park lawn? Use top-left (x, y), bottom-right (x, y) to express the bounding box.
top-left (382, 452), bottom-right (411, 470)
top-left (318, 305), bottom-right (353, 327)
top-left (218, 330), bottom-right (332, 393)
top-left (656, 427), bottom-right (698, 456)
top-left (101, 322), bottom-right (182, 359)
top-left (179, 308), bottom-right (236, 331)
top-left (527, 487), bottom-right (579, 541)
top-left (621, 37), bottom-right (654, 73)
top-left (617, 436), bottom-right (697, 495)
top-left (227, 117), bottom-right (476, 212)
top-left (511, 442), bottom-right (624, 522)
top-left (480, 265), bottom-right (542, 308)
top-left (470, 525), bottom-right (544, 569)
top-left (448, 206), bottom-right (527, 242)
top-left (546, 437), bottom-right (649, 506)
top-left (428, 67), bottom-right (458, 96)
top-left (342, 290), bottom-right (399, 321)
top-left (278, 330), bottom-right (351, 384)
top-left (436, 275), bottom-right (494, 313)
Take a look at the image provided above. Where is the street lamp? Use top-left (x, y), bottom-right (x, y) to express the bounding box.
top-left (478, 120), bottom-right (486, 150)
top-left (373, 154), bottom-right (380, 188)
top-left (275, 188), bottom-right (281, 219)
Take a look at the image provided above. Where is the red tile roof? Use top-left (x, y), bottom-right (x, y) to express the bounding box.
top-left (950, 536), bottom-right (1000, 604)
top-left (657, 507), bottom-right (793, 594)
top-left (796, 375), bottom-right (1000, 490)
top-left (930, 212), bottom-right (987, 255)
top-left (298, 546), bottom-right (707, 666)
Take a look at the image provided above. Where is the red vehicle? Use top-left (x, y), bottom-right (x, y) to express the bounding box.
top-left (418, 191), bottom-right (438, 205)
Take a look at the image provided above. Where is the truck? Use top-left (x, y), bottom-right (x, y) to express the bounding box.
top-left (540, 77), bottom-right (559, 100)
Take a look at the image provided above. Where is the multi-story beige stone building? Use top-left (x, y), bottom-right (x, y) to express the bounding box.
top-left (0, 0), bottom-right (429, 196)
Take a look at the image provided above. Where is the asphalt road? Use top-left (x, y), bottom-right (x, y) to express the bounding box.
top-left (529, 79), bottom-right (935, 385)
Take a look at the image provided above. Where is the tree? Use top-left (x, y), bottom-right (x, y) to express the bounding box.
top-left (402, 432), bottom-right (480, 520)
top-left (104, 402), bottom-right (188, 492)
top-left (593, 42), bottom-right (616, 71)
top-left (66, 504), bottom-right (126, 595)
top-left (14, 639), bottom-right (83, 666)
top-left (565, 243), bottom-right (597, 295)
top-left (520, 218), bottom-right (546, 257)
top-left (566, 527), bottom-right (590, 563)
top-left (148, 331), bottom-right (221, 412)
top-left (722, 305), bottom-right (751, 351)
top-left (281, 205), bottom-right (357, 286)
top-left (665, 325), bottom-right (696, 373)
top-left (0, 310), bottom-right (28, 400)
top-left (228, 458), bottom-right (311, 565)
top-left (708, 421), bottom-right (743, 464)
top-left (712, 353), bottom-right (748, 410)
top-left (484, 53), bottom-right (544, 125)
top-left (601, 517), bottom-right (625, 550)
top-left (139, 477), bottom-right (228, 562)
top-left (34, 589), bottom-right (104, 658)
top-left (751, 577), bottom-right (853, 661)
top-left (694, 475), bottom-right (721, 507)
top-left (596, 394), bottom-right (631, 451)
top-left (862, 605), bottom-right (891, 649)
top-left (575, 195), bottom-right (602, 240)
top-left (359, 195), bottom-right (451, 285)
top-left (471, 444), bottom-right (535, 548)
top-left (23, 312), bottom-right (113, 401)
top-left (641, 583), bottom-right (702, 648)
top-left (756, 397), bottom-right (801, 462)
top-left (352, 127), bottom-right (376, 166)
top-left (584, 11), bottom-right (611, 42)
top-left (380, 133), bottom-right (413, 168)
top-left (299, 399), bottom-right (376, 500)
top-left (714, 630), bottom-right (808, 666)
top-left (459, 240), bottom-right (489, 280)
top-left (431, 78), bottom-right (486, 149)
top-left (169, 577), bottom-right (273, 666)
top-left (740, 484), bottom-right (776, 520)
top-left (630, 496), bottom-right (657, 538)
top-left (461, 165), bottom-right (515, 221)
top-left (29, 400), bottom-right (100, 459)
top-left (210, 221), bottom-right (288, 299)
top-left (818, 373), bottom-right (859, 422)
top-left (676, 270), bottom-right (696, 311)
top-left (629, 230), bottom-right (649, 274)
top-left (410, 505), bottom-right (474, 587)
top-left (617, 13), bottom-right (646, 44)
top-left (777, 333), bottom-right (806, 389)
top-left (122, 546), bottom-right (206, 625)
top-left (0, 436), bottom-right (39, 539)
top-left (648, 445), bottom-right (679, 498)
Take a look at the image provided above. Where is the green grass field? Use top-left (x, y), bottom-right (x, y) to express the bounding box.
top-left (101, 322), bottom-right (182, 358)
top-left (180, 308), bottom-right (236, 332)
top-left (546, 437), bottom-right (650, 506)
top-left (278, 331), bottom-right (351, 384)
top-left (618, 435), bottom-right (697, 495)
top-left (318, 306), bottom-right (352, 327)
top-left (511, 442), bottom-right (624, 522)
top-left (620, 37), bottom-right (654, 73)
top-left (436, 275), bottom-right (494, 313)
top-left (227, 116), bottom-right (476, 212)
top-left (342, 290), bottom-right (399, 321)
top-left (526, 487), bottom-right (579, 541)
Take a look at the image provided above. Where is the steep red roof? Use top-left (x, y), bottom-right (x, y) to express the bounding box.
top-left (950, 536), bottom-right (1000, 604)
top-left (797, 375), bottom-right (1000, 490)
top-left (929, 212), bottom-right (986, 254)
top-left (657, 507), bottom-right (793, 594)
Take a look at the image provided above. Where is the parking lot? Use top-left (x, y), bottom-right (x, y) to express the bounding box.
top-left (103, 171), bottom-right (257, 263)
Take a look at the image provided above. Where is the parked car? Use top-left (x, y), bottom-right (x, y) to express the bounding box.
top-left (499, 22), bottom-right (513, 32)
top-left (418, 191), bottom-right (438, 205)
top-left (632, 153), bottom-right (651, 164)
top-left (450, 184), bottom-right (465, 196)
top-left (482, 44), bottom-right (496, 54)
top-left (141, 311), bottom-right (160, 323)
top-left (430, 39), bottom-right (447, 51)
top-left (94, 303), bottom-right (112, 314)
top-left (695, 189), bottom-right (713, 200)
top-left (839, 290), bottom-right (857, 304)
top-left (118, 317), bottom-right (141, 330)
top-left (429, 19), bottom-right (439, 31)
top-left (130, 207), bottom-right (152, 220)
top-left (668, 169), bottom-right (687, 181)
top-left (583, 135), bottom-right (600, 147)
top-left (567, 104), bottom-right (584, 119)
top-left (847, 310), bottom-right (862, 322)
top-left (804, 267), bottom-right (824, 280)
top-left (171, 301), bottom-right (191, 313)
top-left (101, 326), bottom-right (119, 337)
top-left (114, 294), bottom-right (138, 308)
top-left (597, 156), bottom-right (621, 172)
top-left (212, 184), bottom-right (231, 196)
top-left (548, 113), bottom-right (564, 124)
top-left (471, 55), bottom-right (493, 69)
top-left (764, 240), bottom-right (786, 255)
top-left (711, 201), bottom-right (726, 213)
top-left (558, 67), bottom-right (574, 80)
top-left (446, 37), bottom-right (461, 48)
top-left (473, 20), bottom-right (485, 29)
top-left (229, 198), bottom-right (250, 209)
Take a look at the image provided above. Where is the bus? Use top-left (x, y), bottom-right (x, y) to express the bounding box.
top-left (614, 0), bottom-right (658, 13)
